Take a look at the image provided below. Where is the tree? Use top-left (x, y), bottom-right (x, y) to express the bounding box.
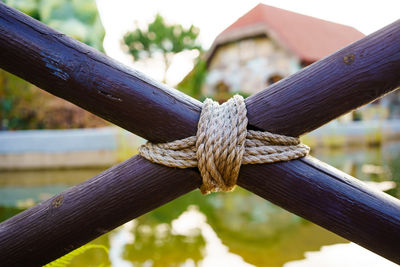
top-left (176, 58), bottom-right (207, 100)
top-left (123, 14), bottom-right (201, 83)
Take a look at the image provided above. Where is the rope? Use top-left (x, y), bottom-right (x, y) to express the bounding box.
top-left (139, 95), bottom-right (309, 194)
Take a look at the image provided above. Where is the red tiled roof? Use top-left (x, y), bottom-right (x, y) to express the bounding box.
top-left (209, 3), bottom-right (365, 63)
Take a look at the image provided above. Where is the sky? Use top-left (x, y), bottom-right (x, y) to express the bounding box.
top-left (96, 0), bottom-right (400, 86)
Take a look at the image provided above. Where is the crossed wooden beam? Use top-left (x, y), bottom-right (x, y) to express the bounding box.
top-left (1, 3), bottom-right (400, 266)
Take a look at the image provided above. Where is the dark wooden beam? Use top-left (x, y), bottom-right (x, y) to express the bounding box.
top-left (240, 19), bottom-right (400, 263)
top-left (245, 20), bottom-right (400, 137)
top-left (0, 3), bottom-right (200, 144)
top-left (1, 3), bottom-right (400, 265)
top-left (238, 157), bottom-right (400, 264)
top-left (0, 156), bottom-right (201, 266)
top-left (0, 4), bottom-right (203, 266)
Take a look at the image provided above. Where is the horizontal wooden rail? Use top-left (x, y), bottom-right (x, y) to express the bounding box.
top-left (1, 3), bottom-right (400, 265)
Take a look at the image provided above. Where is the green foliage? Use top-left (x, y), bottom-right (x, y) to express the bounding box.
top-left (4, 0), bottom-right (105, 51)
top-left (1, 0), bottom-right (106, 130)
top-left (0, 69), bottom-right (107, 130)
top-left (177, 58), bottom-right (207, 100)
top-left (4, 0), bottom-right (39, 19)
top-left (43, 244), bottom-right (109, 267)
top-left (123, 14), bottom-right (201, 83)
top-left (0, 69), bottom-right (41, 130)
top-left (0, 206), bottom-right (22, 223)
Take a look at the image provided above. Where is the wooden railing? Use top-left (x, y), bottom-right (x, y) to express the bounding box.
top-left (1, 3), bottom-right (400, 266)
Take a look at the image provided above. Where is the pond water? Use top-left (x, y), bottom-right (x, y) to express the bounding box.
top-left (1, 143), bottom-right (400, 267)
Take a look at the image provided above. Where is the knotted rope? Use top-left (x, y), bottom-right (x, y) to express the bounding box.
top-left (139, 95), bottom-right (309, 194)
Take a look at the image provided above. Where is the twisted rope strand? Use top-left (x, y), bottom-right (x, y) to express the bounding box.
top-left (139, 95), bottom-right (309, 194)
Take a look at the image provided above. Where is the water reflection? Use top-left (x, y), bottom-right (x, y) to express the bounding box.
top-left (284, 243), bottom-right (398, 267)
top-left (311, 142), bottom-right (400, 198)
top-left (123, 206), bottom-right (205, 266)
top-left (172, 206), bottom-right (253, 267)
top-left (0, 143), bottom-right (399, 266)
top-left (110, 221), bottom-right (136, 267)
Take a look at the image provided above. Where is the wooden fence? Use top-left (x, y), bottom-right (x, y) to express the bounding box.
top-left (1, 3), bottom-right (400, 266)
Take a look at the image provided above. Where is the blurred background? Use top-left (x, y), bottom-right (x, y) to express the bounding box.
top-left (1, 0), bottom-right (400, 266)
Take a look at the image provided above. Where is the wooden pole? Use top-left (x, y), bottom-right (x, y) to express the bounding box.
top-left (1, 3), bottom-right (400, 264)
top-left (0, 3), bottom-right (200, 144)
top-left (239, 158), bottom-right (400, 264)
top-left (240, 20), bottom-right (400, 263)
top-left (0, 4), bottom-right (202, 266)
top-left (245, 19), bottom-right (400, 137)
top-left (0, 157), bottom-right (201, 266)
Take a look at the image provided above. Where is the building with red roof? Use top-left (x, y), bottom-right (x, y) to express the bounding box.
top-left (203, 3), bottom-right (365, 99)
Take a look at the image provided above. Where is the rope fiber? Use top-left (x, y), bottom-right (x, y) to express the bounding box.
top-left (139, 95), bottom-right (309, 194)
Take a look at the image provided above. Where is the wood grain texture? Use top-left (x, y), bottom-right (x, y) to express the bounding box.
top-left (0, 3), bottom-right (201, 143)
top-left (245, 19), bottom-right (400, 136)
top-left (0, 156), bottom-right (201, 266)
top-left (240, 19), bottom-right (400, 263)
top-left (238, 157), bottom-right (400, 263)
top-left (0, 4), bottom-right (203, 266)
top-left (1, 2), bottom-right (400, 265)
